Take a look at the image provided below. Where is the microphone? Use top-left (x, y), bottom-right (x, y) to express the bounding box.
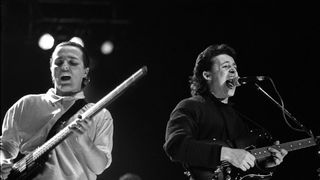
top-left (237, 76), bottom-right (266, 85)
top-left (227, 76), bottom-right (266, 87)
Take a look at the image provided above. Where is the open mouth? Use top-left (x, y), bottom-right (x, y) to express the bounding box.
top-left (60, 76), bottom-right (71, 81)
top-left (226, 78), bottom-right (239, 88)
top-left (226, 80), bottom-right (234, 88)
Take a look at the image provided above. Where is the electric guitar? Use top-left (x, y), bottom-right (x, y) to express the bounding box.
top-left (188, 135), bottom-right (320, 180)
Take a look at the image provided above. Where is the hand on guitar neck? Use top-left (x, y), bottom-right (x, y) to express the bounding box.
top-left (263, 141), bottom-right (288, 168)
top-left (68, 117), bottom-right (93, 148)
top-left (220, 140), bottom-right (288, 171)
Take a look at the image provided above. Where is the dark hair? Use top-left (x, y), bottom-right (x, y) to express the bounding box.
top-left (189, 44), bottom-right (237, 96)
top-left (50, 41), bottom-right (91, 88)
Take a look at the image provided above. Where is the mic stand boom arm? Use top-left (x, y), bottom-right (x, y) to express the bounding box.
top-left (253, 83), bottom-right (315, 139)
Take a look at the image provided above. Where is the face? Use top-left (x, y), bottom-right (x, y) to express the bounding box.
top-left (50, 45), bottom-right (89, 96)
top-left (203, 54), bottom-right (238, 100)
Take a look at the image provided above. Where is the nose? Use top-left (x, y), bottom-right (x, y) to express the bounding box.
top-left (61, 61), bottom-right (70, 71)
top-left (229, 67), bottom-right (236, 74)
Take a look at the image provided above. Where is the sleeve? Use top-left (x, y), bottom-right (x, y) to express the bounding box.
top-left (163, 99), bottom-right (222, 169)
top-left (1, 98), bottom-right (25, 159)
top-left (92, 108), bottom-right (114, 169)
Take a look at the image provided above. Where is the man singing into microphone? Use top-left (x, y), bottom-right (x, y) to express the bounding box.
top-left (163, 44), bottom-right (287, 180)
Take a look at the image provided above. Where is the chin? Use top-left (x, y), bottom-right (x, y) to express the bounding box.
top-left (227, 89), bottom-right (236, 97)
top-left (56, 86), bottom-right (80, 95)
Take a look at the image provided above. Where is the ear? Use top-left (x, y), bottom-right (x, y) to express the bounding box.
top-left (202, 71), bottom-right (212, 81)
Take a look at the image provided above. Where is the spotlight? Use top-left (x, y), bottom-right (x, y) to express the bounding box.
top-left (38, 33), bottom-right (55, 50)
top-left (70, 37), bottom-right (84, 47)
top-left (101, 41), bottom-right (114, 55)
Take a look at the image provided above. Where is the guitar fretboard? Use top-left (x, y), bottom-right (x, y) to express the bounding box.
top-left (250, 136), bottom-right (319, 160)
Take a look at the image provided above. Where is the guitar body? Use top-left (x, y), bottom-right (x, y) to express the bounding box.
top-left (189, 165), bottom-right (272, 180)
top-left (7, 152), bottom-right (49, 180)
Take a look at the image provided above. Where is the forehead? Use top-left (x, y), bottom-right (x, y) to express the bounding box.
top-left (212, 54), bottom-right (235, 65)
top-left (52, 45), bottom-right (83, 59)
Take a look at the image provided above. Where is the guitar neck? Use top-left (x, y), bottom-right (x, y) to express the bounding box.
top-left (250, 136), bottom-right (319, 160)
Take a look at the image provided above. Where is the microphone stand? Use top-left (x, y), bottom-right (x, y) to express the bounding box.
top-left (253, 83), bottom-right (320, 174)
top-left (254, 83), bottom-right (314, 137)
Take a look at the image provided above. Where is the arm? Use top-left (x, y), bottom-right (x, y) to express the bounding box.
top-left (1, 99), bottom-right (23, 179)
top-left (163, 99), bottom-right (222, 168)
top-left (70, 108), bottom-right (113, 174)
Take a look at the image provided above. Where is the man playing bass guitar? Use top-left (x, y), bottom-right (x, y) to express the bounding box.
top-left (0, 41), bottom-right (113, 180)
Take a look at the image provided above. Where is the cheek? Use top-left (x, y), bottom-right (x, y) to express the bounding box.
top-left (51, 67), bottom-right (60, 78)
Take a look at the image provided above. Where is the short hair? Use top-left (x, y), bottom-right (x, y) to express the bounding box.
top-left (189, 44), bottom-right (237, 96)
top-left (50, 41), bottom-right (91, 88)
top-left (50, 41), bottom-right (90, 68)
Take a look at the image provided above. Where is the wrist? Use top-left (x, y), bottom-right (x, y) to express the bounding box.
top-left (220, 146), bottom-right (231, 161)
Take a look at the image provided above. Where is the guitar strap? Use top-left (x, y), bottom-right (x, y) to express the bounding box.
top-left (46, 98), bottom-right (87, 141)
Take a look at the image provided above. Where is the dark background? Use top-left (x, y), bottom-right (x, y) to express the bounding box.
top-left (1, 0), bottom-right (319, 179)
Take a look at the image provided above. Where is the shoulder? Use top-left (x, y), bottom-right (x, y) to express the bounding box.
top-left (176, 95), bottom-right (206, 109)
top-left (171, 96), bottom-right (208, 115)
top-left (11, 94), bottom-right (46, 109)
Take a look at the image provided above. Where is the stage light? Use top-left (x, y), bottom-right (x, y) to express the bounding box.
top-left (101, 41), bottom-right (114, 55)
top-left (70, 37), bottom-right (84, 47)
top-left (38, 33), bottom-right (55, 50)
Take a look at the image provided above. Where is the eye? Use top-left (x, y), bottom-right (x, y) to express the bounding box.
top-left (54, 59), bottom-right (63, 66)
top-left (69, 60), bottom-right (79, 66)
top-left (222, 64), bottom-right (231, 69)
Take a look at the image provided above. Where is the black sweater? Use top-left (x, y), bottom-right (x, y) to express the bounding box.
top-left (164, 93), bottom-right (251, 169)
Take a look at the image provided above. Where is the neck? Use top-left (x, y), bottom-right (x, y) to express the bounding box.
top-left (210, 92), bottom-right (228, 104)
top-left (55, 89), bottom-right (81, 97)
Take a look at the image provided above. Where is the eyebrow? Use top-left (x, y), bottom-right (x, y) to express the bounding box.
top-left (55, 55), bottom-right (80, 60)
top-left (221, 61), bottom-right (235, 65)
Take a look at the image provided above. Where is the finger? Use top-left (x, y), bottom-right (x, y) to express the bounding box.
top-left (78, 121), bottom-right (90, 130)
top-left (81, 118), bottom-right (93, 129)
top-left (243, 164), bottom-right (250, 171)
top-left (268, 147), bottom-right (280, 154)
top-left (248, 153), bottom-right (256, 162)
top-left (247, 159), bottom-right (255, 167)
top-left (239, 165), bottom-right (247, 172)
top-left (69, 124), bottom-right (82, 134)
top-left (280, 149), bottom-right (288, 156)
top-left (273, 156), bottom-right (281, 165)
top-left (76, 125), bottom-right (85, 133)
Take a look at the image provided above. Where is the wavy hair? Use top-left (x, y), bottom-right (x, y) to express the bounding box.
top-left (189, 44), bottom-right (237, 96)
